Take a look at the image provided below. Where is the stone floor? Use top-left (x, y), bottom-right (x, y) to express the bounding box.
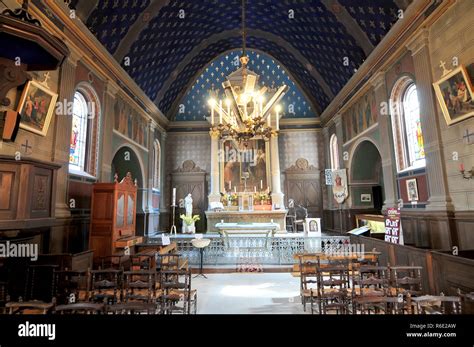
top-left (192, 273), bottom-right (307, 314)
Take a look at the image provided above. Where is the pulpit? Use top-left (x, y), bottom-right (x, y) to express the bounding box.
top-left (89, 173), bottom-right (142, 261)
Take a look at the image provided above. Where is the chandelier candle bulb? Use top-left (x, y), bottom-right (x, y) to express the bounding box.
top-left (219, 100), bottom-right (223, 124)
top-left (226, 99), bottom-right (231, 118)
top-left (172, 188), bottom-right (176, 205)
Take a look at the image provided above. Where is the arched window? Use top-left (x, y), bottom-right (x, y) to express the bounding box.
top-left (69, 92), bottom-right (89, 171)
top-left (152, 140), bottom-right (161, 189)
top-left (330, 134), bottom-right (339, 170)
top-left (402, 84), bottom-right (425, 168)
top-left (390, 78), bottom-right (425, 172)
top-left (69, 84), bottom-right (101, 176)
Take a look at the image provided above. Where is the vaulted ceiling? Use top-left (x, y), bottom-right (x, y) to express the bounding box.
top-left (72, 0), bottom-right (411, 119)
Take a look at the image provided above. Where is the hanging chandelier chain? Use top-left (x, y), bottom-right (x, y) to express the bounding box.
top-left (241, 0), bottom-right (246, 58)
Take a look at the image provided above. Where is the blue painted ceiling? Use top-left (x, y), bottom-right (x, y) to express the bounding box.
top-left (76, 0), bottom-right (407, 119)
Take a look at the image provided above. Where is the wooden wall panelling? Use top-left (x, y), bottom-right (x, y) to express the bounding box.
top-left (351, 235), bottom-right (474, 295)
top-left (0, 163), bottom-right (20, 220)
top-left (0, 157), bottom-right (60, 230)
top-left (284, 159), bottom-right (322, 217)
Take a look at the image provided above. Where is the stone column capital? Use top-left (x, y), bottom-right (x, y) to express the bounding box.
top-left (105, 80), bottom-right (120, 97)
top-left (405, 29), bottom-right (429, 56)
top-left (66, 46), bottom-right (83, 67)
top-left (333, 113), bottom-right (342, 126)
top-left (369, 71), bottom-right (386, 90)
top-left (149, 120), bottom-right (157, 133)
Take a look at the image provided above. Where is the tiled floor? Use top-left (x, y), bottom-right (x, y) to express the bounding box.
top-left (192, 273), bottom-right (307, 314)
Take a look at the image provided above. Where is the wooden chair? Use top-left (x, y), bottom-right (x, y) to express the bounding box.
top-left (297, 254), bottom-right (319, 312)
top-left (351, 265), bottom-right (389, 314)
top-left (354, 296), bottom-right (407, 315)
top-left (54, 303), bottom-right (105, 315)
top-left (130, 252), bottom-right (156, 271)
top-left (390, 266), bottom-right (423, 297)
top-left (0, 281), bottom-right (8, 314)
top-left (53, 269), bottom-right (89, 305)
top-left (159, 268), bottom-right (196, 314)
top-left (6, 301), bottom-right (55, 314)
top-left (95, 255), bottom-right (125, 270)
top-left (24, 264), bottom-right (58, 302)
top-left (123, 270), bottom-right (155, 303)
top-left (312, 258), bottom-right (351, 314)
top-left (411, 295), bottom-right (462, 314)
top-left (89, 269), bottom-right (122, 304)
top-left (459, 290), bottom-right (474, 314)
top-left (106, 302), bottom-right (158, 315)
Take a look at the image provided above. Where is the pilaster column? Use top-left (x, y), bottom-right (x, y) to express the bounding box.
top-left (146, 121), bottom-right (156, 213)
top-left (322, 126), bottom-right (332, 210)
top-left (52, 48), bottom-right (82, 218)
top-left (406, 30), bottom-right (453, 211)
top-left (333, 114), bottom-right (344, 170)
top-left (208, 130), bottom-right (221, 204)
top-left (270, 133), bottom-right (284, 208)
top-left (160, 131), bottom-right (168, 212)
top-left (369, 71), bottom-right (398, 210)
top-left (100, 81), bottom-right (119, 182)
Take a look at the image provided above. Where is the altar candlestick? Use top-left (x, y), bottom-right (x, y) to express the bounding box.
top-left (254, 186), bottom-right (257, 193)
top-left (260, 180), bottom-right (263, 190)
top-left (268, 116), bottom-right (271, 127)
top-left (172, 188), bottom-right (176, 206)
top-left (229, 181), bottom-right (232, 191)
top-left (234, 186), bottom-right (237, 193)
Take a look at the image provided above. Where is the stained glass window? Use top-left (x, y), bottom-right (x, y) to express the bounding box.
top-left (402, 84), bottom-right (425, 168)
top-left (69, 92), bottom-right (89, 171)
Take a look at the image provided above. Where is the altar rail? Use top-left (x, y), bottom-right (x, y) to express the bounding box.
top-left (145, 235), bottom-right (350, 265)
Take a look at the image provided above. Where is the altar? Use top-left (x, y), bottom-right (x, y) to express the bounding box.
top-left (205, 209), bottom-right (287, 233)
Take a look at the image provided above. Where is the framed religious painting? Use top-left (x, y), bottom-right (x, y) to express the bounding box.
top-left (406, 178), bottom-right (419, 202)
top-left (220, 138), bottom-right (270, 193)
top-left (17, 80), bottom-right (58, 136)
top-left (433, 65), bottom-right (474, 126)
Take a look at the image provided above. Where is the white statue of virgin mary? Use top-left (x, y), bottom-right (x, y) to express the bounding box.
top-left (184, 193), bottom-right (193, 217)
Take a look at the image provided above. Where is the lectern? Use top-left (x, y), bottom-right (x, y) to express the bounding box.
top-left (89, 173), bottom-right (142, 261)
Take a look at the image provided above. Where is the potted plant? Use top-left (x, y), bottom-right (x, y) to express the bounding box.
top-left (180, 214), bottom-right (200, 234)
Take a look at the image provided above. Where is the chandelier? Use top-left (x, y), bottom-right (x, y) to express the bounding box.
top-left (207, 0), bottom-right (288, 146)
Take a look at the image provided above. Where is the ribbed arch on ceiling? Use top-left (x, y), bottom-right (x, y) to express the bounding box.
top-left (171, 48), bottom-right (319, 121)
top-left (79, 0), bottom-right (406, 119)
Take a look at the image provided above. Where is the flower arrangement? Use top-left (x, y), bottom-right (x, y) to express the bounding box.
top-left (180, 214), bottom-right (200, 226)
top-left (255, 192), bottom-right (271, 204)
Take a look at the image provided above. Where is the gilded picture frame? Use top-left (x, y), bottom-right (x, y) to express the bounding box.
top-left (219, 138), bottom-right (271, 193)
top-left (17, 80), bottom-right (58, 136)
top-left (433, 65), bottom-right (474, 126)
top-left (406, 178), bottom-right (419, 202)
